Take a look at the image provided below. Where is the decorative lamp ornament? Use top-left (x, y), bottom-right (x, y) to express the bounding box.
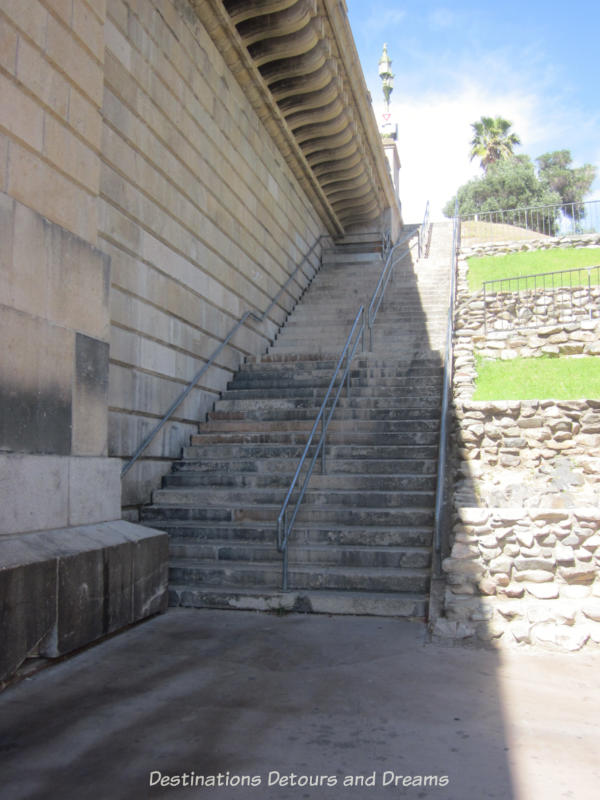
top-left (378, 44), bottom-right (397, 140)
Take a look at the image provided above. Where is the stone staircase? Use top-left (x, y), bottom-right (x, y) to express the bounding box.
top-left (140, 223), bottom-right (453, 618)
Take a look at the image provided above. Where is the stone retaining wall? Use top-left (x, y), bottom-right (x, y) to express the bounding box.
top-left (437, 234), bottom-right (600, 650)
top-left (453, 243), bottom-right (600, 403)
top-left (439, 506), bottom-right (600, 651)
top-left (461, 232), bottom-right (600, 258)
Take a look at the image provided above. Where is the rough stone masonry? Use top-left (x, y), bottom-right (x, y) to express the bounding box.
top-left (435, 234), bottom-right (600, 651)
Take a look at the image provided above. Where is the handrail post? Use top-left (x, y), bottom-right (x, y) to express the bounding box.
top-left (282, 543), bottom-right (288, 592)
top-left (321, 414), bottom-right (326, 474)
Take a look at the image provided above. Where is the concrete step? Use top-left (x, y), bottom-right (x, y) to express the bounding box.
top-left (150, 521), bottom-right (433, 548)
top-left (228, 375), bottom-right (443, 391)
top-left (152, 486), bottom-right (435, 509)
top-left (168, 585), bottom-right (428, 618)
top-left (169, 559), bottom-right (431, 593)
top-left (201, 415), bottom-right (441, 433)
top-left (142, 503), bottom-right (435, 527)
top-left (176, 454), bottom-right (438, 474)
top-left (247, 352), bottom-right (443, 367)
top-left (208, 407), bottom-right (441, 424)
top-left (162, 471), bottom-right (437, 492)
top-left (169, 541), bottom-right (431, 570)
top-left (221, 386), bottom-right (443, 403)
top-left (185, 439), bottom-right (439, 456)
top-left (322, 252), bottom-right (383, 264)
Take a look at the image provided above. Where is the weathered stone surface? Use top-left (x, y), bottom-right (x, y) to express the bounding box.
top-left (451, 542), bottom-right (479, 560)
top-left (559, 565), bottom-right (596, 584)
top-left (478, 577), bottom-right (497, 595)
top-left (0, 545), bottom-right (56, 681)
top-left (488, 555), bottom-right (513, 574)
top-left (456, 507), bottom-right (490, 525)
top-left (532, 624), bottom-right (589, 652)
top-left (431, 618), bottom-right (476, 639)
top-left (524, 583), bottom-right (559, 599)
top-left (561, 585), bottom-right (592, 599)
top-left (582, 600), bottom-right (600, 622)
top-left (511, 620), bottom-right (531, 643)
top-left (0, 522), bottom-right (168, 682)
top-left (513, 557), bottom-right (554, 573)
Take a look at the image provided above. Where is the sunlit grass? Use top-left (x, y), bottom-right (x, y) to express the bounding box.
top-left (473, 355), bottom-right (600, 400)
top-left (467, 247), bottom-right (600, 292)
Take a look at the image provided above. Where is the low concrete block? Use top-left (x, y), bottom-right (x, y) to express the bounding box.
top-left (0, 521), bottom-right (168, 681)
top-left (0, 537), bottom-right (57, 681)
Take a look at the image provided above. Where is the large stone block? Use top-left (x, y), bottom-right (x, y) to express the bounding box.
top-left (0, 521), bottom-right (168, 682)
top-left (67, 457), bottom-right (121, 526)
top-left (0, 536), bottom-right (57, 682)
top-left (0, 455), bottom-right (69, 534)
top-left (0, 307), bottom-right (74, 456)
top-left (72, 334), bottom-right (110, 455)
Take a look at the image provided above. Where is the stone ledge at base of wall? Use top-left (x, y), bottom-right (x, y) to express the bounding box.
top-left (434, 506), bottom-right (600, 652)
top-left (0, 521), bottom-right (168, 683)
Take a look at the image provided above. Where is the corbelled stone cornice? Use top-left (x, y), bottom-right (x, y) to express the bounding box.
top-left (191, 0), bottom-right (398, 235)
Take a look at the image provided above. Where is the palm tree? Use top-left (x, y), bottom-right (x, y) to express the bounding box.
top-left (469, 116), bottom-right (521, 172)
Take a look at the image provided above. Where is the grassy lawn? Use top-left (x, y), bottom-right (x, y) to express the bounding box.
top-left (473, 355), bottom-right (600, 400)
top-left (467, 247), bottom-right (600, 292)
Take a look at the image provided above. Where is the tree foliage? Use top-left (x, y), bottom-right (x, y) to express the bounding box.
top-left (445, 125), bottom-right (597, 234)
top-left (469, 115), bottom-right (521, 172)
top-left (443, 156), bottom-right (561, 233)
top-left (536, 150), bottom-right (597, 219)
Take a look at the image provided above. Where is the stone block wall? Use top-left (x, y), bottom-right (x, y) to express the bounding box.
top-left (0, 1), bottom-right (168, 682)
top-left (101, 0), bottom-right (326, 514)
top-left (0, 0), bottom-right (122, 531)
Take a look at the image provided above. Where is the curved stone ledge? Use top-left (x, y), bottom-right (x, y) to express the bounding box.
top-left (194, 0), bottom-right (398, 234)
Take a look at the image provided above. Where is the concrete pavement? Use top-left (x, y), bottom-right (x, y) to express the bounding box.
top-left (0, 608), bottom-right (598, 799)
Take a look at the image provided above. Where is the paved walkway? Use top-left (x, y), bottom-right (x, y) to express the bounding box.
top-left (0, 609), bottom-right (598, 800)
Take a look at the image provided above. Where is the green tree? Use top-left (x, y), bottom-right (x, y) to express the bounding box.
top-left (443, 155), bottom-right (561, 233)
top-left (536, 150), bottom-right (597, 221)
top-left (469, 115), bottom-right (521, 172)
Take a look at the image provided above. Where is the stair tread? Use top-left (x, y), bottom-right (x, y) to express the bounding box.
top-left (169, 585), bottom-right (428, 600)
top-left (170, 558), bottom-right (431, 575)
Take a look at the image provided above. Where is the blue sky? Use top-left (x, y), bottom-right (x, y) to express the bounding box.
top-left (347, 0), bottom-right (600, 222)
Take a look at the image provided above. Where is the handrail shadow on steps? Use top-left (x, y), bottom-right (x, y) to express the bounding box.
top-left (276, 228), bottom-right (419, 591)
top-left (121, 236), bottom-right (329, 479)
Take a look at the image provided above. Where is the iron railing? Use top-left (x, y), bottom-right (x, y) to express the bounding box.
top-left (460, 198), bottom-right (600, 242)
top-left (276, 306), bottom-right (366, 590)
top-left (367, 229), bottom-right (417, 350)
top-left (418, 200), bottom-right (430, 259)
top-left (433, 202), bottom-right (460, 572)
top-left (121, 236), bottom-right (328, 478)
top-left (482, 265), bottom-right (600, 334)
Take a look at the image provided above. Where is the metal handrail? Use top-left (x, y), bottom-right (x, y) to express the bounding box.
top-left (367, 228), bottom-right (416, 350)
top-left (121, 236), bottom-right (328, 478)
top-left (418, 200), bottom-right (430, 259)
top-left (434, 201), bottom-right (460, 572)
top-left (276, 306), bottom-right (366, 590)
